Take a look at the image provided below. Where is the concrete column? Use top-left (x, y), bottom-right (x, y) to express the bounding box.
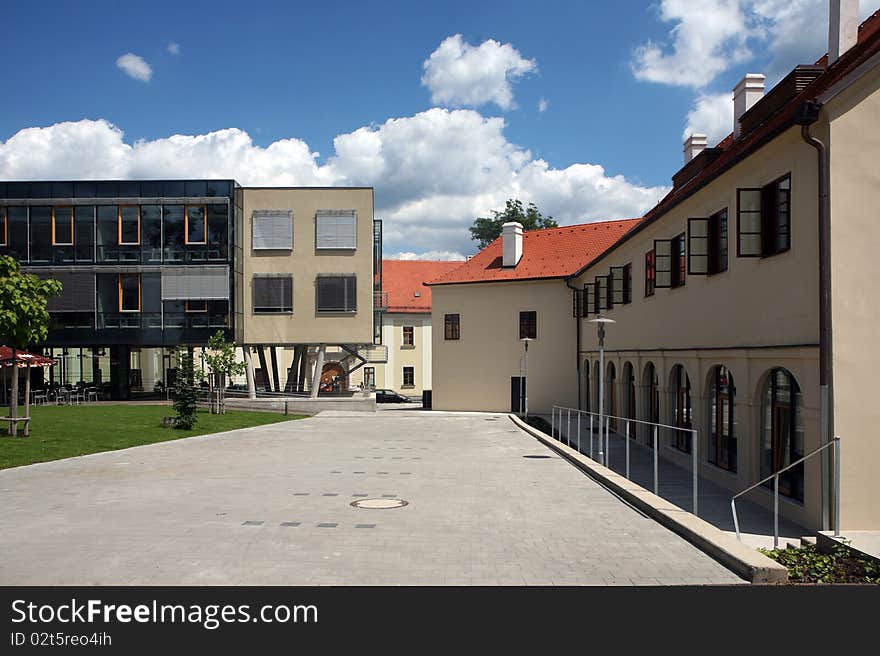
top-left (310, 344), bottom-right (326, 399)
top-left (289, 346), bottom-right (303, 392)
top-left (299, 347), bottom-right (311, 393)
top-left (242, 346), bottom-right (256, 400)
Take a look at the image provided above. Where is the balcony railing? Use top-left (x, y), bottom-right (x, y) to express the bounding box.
top-left (373, 291), bottom-right (388, 309)
top-left (358, 344), bottom-right (388, 363)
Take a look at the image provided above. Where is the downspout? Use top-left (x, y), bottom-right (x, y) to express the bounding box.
top-left (798, 99), bottom-right (835, 530)
top-left (564, 277), bottom-right (582, 410)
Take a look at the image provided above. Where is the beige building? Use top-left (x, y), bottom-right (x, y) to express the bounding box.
top-left (349, 259), bottom-right (460, 397)
top-left (429, 4), bottom-right (880, 532)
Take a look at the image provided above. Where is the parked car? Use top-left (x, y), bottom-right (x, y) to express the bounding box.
top-left (375, 389), bottom-right (412, 403)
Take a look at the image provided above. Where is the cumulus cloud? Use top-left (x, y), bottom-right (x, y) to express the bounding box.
top-left (116, 53), bottom-right (153, 82)
top-left (167, 42), bottom-right (180, 55)
top-left (0, 113), bottom-right (667, 257)
top-left (538, 97), bottom-right (548, 112)
top-left (683, 92), bottom-right (734, 146)
top-left (388, 251), bottom-right (467, 261)
top-left (421, 34), bottom-right (537, 110)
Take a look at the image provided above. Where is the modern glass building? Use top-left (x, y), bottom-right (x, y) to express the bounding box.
top-left (0, 180), bottom-right (239, 399)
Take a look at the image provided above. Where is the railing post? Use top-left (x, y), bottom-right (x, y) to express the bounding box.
top-left (692, 429), bottom-right (698, 518)
top-left (774, 474), bottom-right (780, 550)
top-left (604, 416), bottom-right (610, 468)
top-left (590, 414), bottom-right (594, 459)
top-left (551, 407), bottom-right (555, 439)
top-left (625, 420), bottom-right (630, 480)
top-left (834, 436), bottom-right (841, 538)
top-left (577, 412), bottom-right (581, 454)
top-left (653, 424), bottom-right (659, 496)
top-left (567, 408), bottom-right (571, 447)
top-left (731, 499), bottom-right (741, 541)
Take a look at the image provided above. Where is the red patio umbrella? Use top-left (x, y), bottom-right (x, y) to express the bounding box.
top-left (0, 346), bottom-right (55, 368)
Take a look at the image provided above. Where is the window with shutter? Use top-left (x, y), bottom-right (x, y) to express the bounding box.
top-left (161, 267), bottom-right (229, 300)
top-left (316, 210), bottom-right (357, 250)
top-left (671, 233), bottom-right (686, 288)
top-left (738, 174), bottom-right (790, 258)
top-left (595, 275), bottom-right (610, 311)
top-left (645, 250), bottom-right (656, 297)
top-left (654, 239), bottom-right (672, 288)
top-left (584, 282), bottom-right (596, 314)
top-left (252, 210), bottom-right (293, 250)
top-left (610, 267), bottom-right (628, 305)
top-left (41, 272), bottom-right (95, 312)
top-left (315, 274), bottom-right (357, 312)
top-left (252, 275), bottom-right (293, 313)
top-left (688, 218), bottom-right (709, 275)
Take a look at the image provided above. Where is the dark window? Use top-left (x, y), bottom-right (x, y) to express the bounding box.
top-left (29, 206), bottom-right (52, 263)
top-left (51, 182), bottom-right (73, 198)
top-left (52, 206), bottom-right (74, 246)
top-left (363, 367), bottom-right (375, 388)
top-left (0, 207), bottom-right (6, 246)
top-left (119, 206), bottom-right (140, 245)
top-left (139, 181), bottom-right (162, 197)
top-left (738, 174), bottom-right (791, 257)
top-left (444, 313), bottom-right (460, 340)
top-left (185, 300), bottom-right (208, 313)
top-left (163, 205), bottom-right (185, 261)
top-left (584, 282), bottom-right (596, 315)
top-left (253, 275), bottom-right (293, 313)
top-left (118, 181), bottom-right (139, 197)
top-left (162, 181), bottom-right (185, 197)
top-left (74, 206), bottom-right (94, 262)
top-left (595, 275), bottom-right (610, 311)
top-left (97, 205), bottom-right (118, 262)
top-left (206, 181), bottom-right (230, 198)
top-left (402, 367), bottom-right (414, 387)
top-left (316, 275), bottom-right (357, 312)
top-left (95, 182), bottom-right (119, 198)
top-left (761, 368), bottom-right (804, 501)
top-left (119, 274), bottom-right (141, 312)
top-left (610, 265), bottom-right (631, 305)
top-left (207, 204), bottom-right (228, 260)
top-left (689, 209), bottom-right (728, 275)
top-left (74, 182), bottom-right (96, 198)
top-left (644, 250), bottom-right (655, 296)
top-left (519, 310), bottom-right (537, 339)
top-left (186, 205), bottom-right (206, 244)
top-left (708, 365), bottom-right (737, 472)
top-left (403, 326), bottom-right (414, 346)
top-left (671, 364), bottom-right (692, 452)
top-left (671, 233), bottom-right (686, 288)
top-left (184, 181), bottom-right (208, 198)
top-left (141, 205), bottom-right (162, 263)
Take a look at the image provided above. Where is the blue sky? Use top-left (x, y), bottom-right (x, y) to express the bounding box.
top-left (2, 0), bottom-right (877, 258)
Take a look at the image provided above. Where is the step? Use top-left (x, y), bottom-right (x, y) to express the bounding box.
top-left (800, 536), bottom-right (817, 547)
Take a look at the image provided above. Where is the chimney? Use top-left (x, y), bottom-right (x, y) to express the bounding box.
top-left (733, 73), bottom-right (766, 139)
top-left (502, 222), bottom-right (523, 267)
top-left (829, 0), bottom-right (859, 65)
top-left (683, 134), bottom-right (708, 163)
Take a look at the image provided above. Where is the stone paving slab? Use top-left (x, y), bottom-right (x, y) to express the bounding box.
top-left (0, 411), bottom-right (744, 585)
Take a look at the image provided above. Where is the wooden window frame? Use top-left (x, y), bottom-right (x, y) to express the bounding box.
top-left (670, 233), bottom-right (686, 288)
top-left (644, 250), bottom-right (656, 297)
top-left (444, 313), bottom-right (460, 340)
top-left (52, 206), bottom-right (74, 246)
top-left (118, 205), bottom-right (141, 246)
top-left (185, 300), bottom-right (208, 313)
top-left (402, 325), bottom-right (414, 346)
top-left (185, 205), bottom-right (207, 245)
top-left (118, 274), bottom-right (141, 313)
top-left (737, 173), bottom-right (791, 258)
top-left (402, 366), bottom-right (415, 388)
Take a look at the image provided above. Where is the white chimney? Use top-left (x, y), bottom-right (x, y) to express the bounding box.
top-left (733, 73), bottom-right (766, 139)
top-left (683, 134), bottom-right (708, 163)
top-left (829, 0), bottom-right (859, 65)
top-left (502, 221), bottom-right (523, 267)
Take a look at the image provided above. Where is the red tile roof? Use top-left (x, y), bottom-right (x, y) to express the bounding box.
top-left (426, 219), bottom-right (642, 286)
top-left (382, 260), bottom-right (463, 312)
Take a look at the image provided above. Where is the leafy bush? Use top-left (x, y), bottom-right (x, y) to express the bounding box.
top-left (760, 543), bottom-right (880, 584)
top-left (172, 349), bottom-right (200, 430)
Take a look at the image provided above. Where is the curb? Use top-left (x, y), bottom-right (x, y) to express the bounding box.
top-left (509, 414), bottom-right (789, 584)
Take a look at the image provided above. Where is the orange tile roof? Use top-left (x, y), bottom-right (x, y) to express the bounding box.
top-left (426, 218), bottom-right (642, 286)
top-left (382, 260), bottom-right (463, 312)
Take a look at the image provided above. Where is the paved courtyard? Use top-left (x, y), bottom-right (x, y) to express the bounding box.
top-left (0, 410), bottom-right (744, 585)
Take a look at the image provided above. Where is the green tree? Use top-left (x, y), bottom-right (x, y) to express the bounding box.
top-left (469, 199), bottom-right (558, 249)
top-left (0, 256), bottom-right (62, 436)
top-left (202, 330), bottom-right (245, 414)
top-left (172, 349), bottom-right (201, 430)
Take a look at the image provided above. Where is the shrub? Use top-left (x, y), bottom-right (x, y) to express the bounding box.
top-left (172, 349), bottom-right (200, 430)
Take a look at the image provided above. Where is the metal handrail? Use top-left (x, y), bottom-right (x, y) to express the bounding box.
top-left (551, 405), bottom-right (699, 517)
top-left (730, 436), bottom-right (840, 549)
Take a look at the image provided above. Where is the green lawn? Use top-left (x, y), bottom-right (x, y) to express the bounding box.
top-left (0, 404), bottom-right (304, 469)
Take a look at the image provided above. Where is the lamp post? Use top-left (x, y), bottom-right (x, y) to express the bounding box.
top-left (588, 316), bottom-right (615, 466)
top-left (520, 337), bottom-right (532, 418)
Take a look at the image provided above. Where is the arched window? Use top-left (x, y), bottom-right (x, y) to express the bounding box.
top-left (592, 360), bottom-right (600, 413)
top-left (623, 362), bottom-right (636, 428)
top-left (643, 362), bottom-right (660, 444)
top-left (670, 364), bottom-right (692, 452)
top-left (605, 361), bottom-right (617, 429)
top-left (761, 368), bottom-right (804, 501)
top-left (583, 360), bottom-right (591, 413)
top-left (708, 365), bottom-right (736, 472)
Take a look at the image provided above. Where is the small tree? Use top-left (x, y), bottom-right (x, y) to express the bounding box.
top-left (202, 330), bottom-right (245, 414)
top-left (469, 199), bottom-right (558, 249)
top-left (0, 256), bottom-right (62, 436)
top-left (172, 348), bottom-right (201, 429)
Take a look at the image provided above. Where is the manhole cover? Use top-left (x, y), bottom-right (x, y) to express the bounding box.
top-left (350, 498), bottom-right (409, 509)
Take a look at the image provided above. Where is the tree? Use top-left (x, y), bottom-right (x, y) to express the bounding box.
top-left (469, 199), bottom-right (558, 249)
top-left (172, 349), bottom-right (201, 430)
top-left (202, 330), bottom-right (246, 414)
top-left (0, 256), bottom-right (62, 436)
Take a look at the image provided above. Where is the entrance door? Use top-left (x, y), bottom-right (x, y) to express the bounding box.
top-left (510, 377), bottom-right (525, 413)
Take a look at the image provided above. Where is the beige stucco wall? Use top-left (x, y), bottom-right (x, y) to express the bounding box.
top-left (348, 312), bottom-right (432, 396)
top-left (239, 188), bottom-right (374, 345)
top-left (431, 280), bottom-right (578, 413)
top-left (826, 64), bottom-right (880, 529)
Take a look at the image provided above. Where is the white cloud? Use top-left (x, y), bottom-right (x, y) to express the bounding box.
top-left (683, 92), bottom-right (734, 145)
top-left (167, 42), bottom-right (180, 55)
top-left (116, 53), bottom-right (153, 82)
top-left (421, 34), bottom-right (537, 110)
top-left (631, 0), bottom-right (751, 88)
top-left (0, 113), bottom-right (668, 257)
top-left (538, 97), bottom-right (548, 112)
top-left (388, 251), bottom-right (467, 261)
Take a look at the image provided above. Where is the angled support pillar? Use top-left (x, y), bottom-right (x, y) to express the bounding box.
top-left (242, 346), bottom-right (256, 400)
top-left (310, 344), bottom-right (326, 400)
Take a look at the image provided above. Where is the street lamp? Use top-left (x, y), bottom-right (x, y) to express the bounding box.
top-left (520, 337), bottom-right (532, 418)
top-left (588, 316), bottom-right (615, 466)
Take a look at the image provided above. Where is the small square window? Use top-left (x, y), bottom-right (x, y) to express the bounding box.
top-left (52, 207), bottom-right (74, 246)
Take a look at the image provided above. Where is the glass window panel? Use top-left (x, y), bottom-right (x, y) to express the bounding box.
top-left (7, 183), bottom-right (29, 198)
top-left (95, 182), bottom-right (119, 198)
top-left (185, 181), bottom-right (207, 197)
top-left (162, 181), bottom-right (185, 197)
top-left (207, 204), bottom-right (228, 260)
top-left (206, 181), bottom-right (230, 197)
top-left (519, 311), bottom-right (537, 339)
top-left (51, 182), bottom-right (73, 198)
top-left (119, 206), bottom-right (140, 244)
top-left (6, 207), bottom-right (27, 261)
top-left (444, 314), bottom-right (460, 340)
top-left (96, 205), bottom-right (118, 262)
top-left (118, 182), bottom-right (139, 197)
top-left (186, 205), bottom-right (206, 244)
top-left (140, 181), bottom-right (161, 197)
top-left (141, 205), bottom-right (161, 263)
top-left (74, 205), bottom-right (94, 262)
top-left (74, 182), bottom-right (96, 198)
top-left (163, 205), bottom-right (185, 261)
top-left (52, 207), bottom-right (74, 245)
top-left (30, 183), bottom-right (51, 198)
top-left (119, 274), bottom-right (141, 312)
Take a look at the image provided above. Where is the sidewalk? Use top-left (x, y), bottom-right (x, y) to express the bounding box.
top-left (548, 413), bottom-right (810, 549)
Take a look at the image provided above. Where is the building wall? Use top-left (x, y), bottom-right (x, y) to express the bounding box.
top-left (239, 188), bottom-right (375, 345)
top-left (826, 64), bottom-right (880, 529)
top-left (431, 280), bottom-right (578, 413)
